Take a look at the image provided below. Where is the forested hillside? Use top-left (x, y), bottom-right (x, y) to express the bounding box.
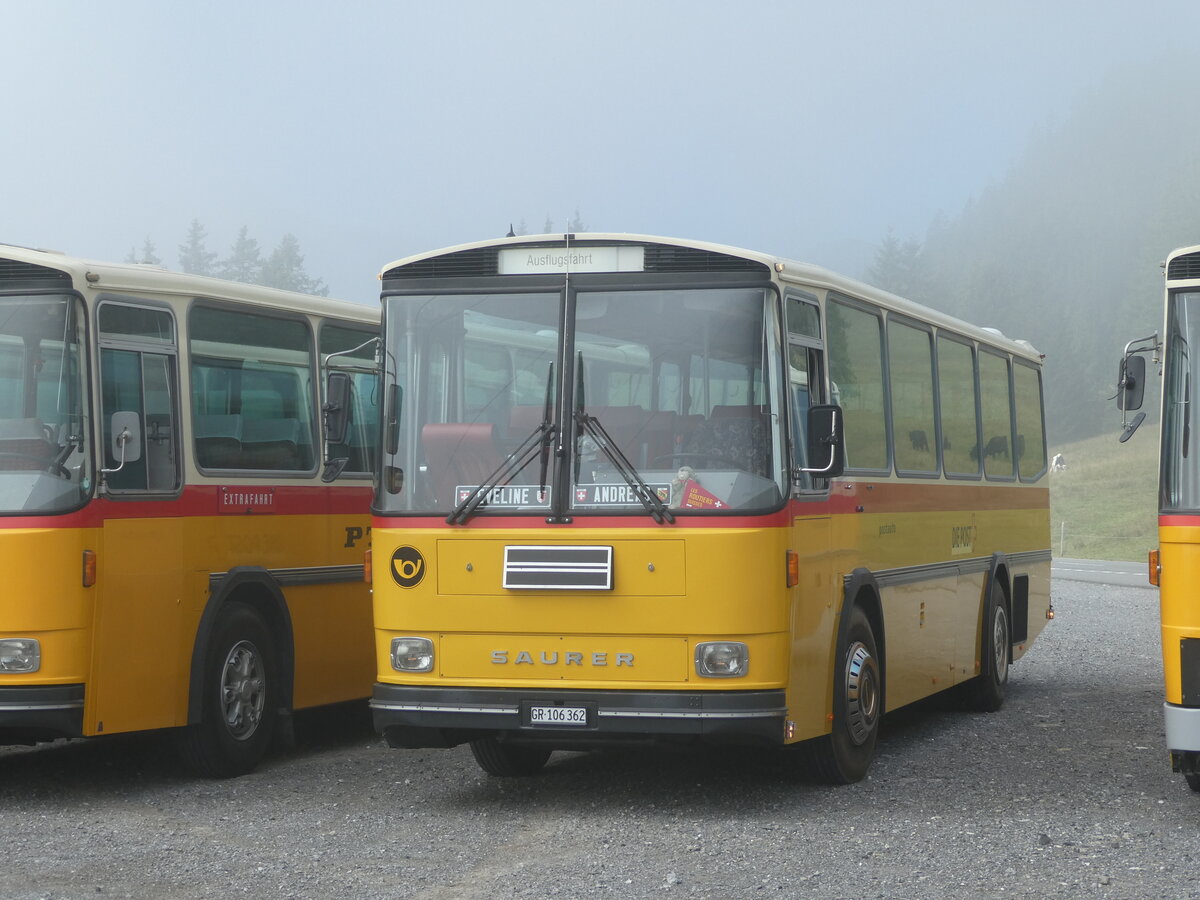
top-left (867, 59), bottom-right (1200, 444)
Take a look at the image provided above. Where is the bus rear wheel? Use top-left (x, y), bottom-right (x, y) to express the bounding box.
top-left (469, 737), bottom-right (552, 776)
top-left (174, 602), bottom-right (279, 778)
top-left (807, 604), bottom-right (881, 784)
top-left (966, 580), bottom-right (1009, 712)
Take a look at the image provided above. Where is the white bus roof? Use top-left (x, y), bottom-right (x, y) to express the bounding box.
top-left (0, 242), bottom-right (376, 323)
top-left (380, 233), bottom-right (1042, 362)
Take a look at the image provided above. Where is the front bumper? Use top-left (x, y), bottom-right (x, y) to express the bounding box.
top-left (371, 683), bottom-right (787, 749)
top-left (0, 684), bottom-right (84, 743)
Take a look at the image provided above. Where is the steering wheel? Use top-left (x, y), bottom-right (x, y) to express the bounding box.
top-left (0, 451), bottom-right (70, 478)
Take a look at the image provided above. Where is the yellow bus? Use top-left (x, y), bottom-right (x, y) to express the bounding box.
top-left (1120, 243), bottom-right (1200, 792)
top-left (359, 233), bottom-right (1052, 782)
top-left (0, 244), bottom-right (379, 776)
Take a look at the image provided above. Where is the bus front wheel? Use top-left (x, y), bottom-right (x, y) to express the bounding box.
top-left (174, 602), bottom-right (279, 778)
top-left (807, 604), bottom-right (881, 784)
top-left (469, 737), bottom-right (552, 776)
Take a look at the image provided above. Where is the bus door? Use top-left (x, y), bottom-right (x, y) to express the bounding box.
top-left (784, 294), bottom-right (836, 740)
top-left (89, 301), bottom-right (185, 735)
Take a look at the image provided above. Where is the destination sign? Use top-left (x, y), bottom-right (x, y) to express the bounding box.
top-left (455, 484), bottom-right (551, 509)
top-left (573, 482), bottom-right (670, 508)
top-left (498, 245), bottom-right (645, 275)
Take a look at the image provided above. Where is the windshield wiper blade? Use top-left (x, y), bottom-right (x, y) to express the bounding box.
top-left (445, 423), bottom-right (555, 525)
top-left (448, 362), bottom-right (557, 526)
top-left (576, 409), bottom-right (674, 525)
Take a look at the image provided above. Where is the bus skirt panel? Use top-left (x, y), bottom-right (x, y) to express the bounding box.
top-left (371, 683), bottom-right (786, 749)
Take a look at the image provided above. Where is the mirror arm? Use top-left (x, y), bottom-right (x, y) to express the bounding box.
top-left (100, 427), bottom-right (130, 475)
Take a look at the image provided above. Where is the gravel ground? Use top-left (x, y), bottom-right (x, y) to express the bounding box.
top-left (1, 575), bottom-right (1194, 900)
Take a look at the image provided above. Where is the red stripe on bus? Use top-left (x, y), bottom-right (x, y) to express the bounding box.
top-left (0, 483), bottom-right (374, 529)
top-left (1160, 514), bottom-right (1200, 527)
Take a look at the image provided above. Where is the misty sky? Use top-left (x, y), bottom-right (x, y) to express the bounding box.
top-left (3, 0), bottom-right (1197, 303)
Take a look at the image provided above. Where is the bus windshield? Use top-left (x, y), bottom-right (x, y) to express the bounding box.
top-left (378, 285), bottom-right (786, 516)
top-left (0, 294), bottom-right (91, 514)
top-left (1162, 290), bottom-right (1200, 511)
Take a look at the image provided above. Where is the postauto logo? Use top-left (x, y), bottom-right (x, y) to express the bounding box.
top-left (390, 546), bottom-right (425, 588)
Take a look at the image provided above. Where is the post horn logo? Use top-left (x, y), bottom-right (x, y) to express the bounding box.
top-left (390, 546), bottom-right (426, 588)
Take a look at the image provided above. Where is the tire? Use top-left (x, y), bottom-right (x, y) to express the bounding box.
top-left (1185, 773), bottom-right (1200, 793)
top-left (469, 737), bottom-right (552, 776)
top-left (966, 580), bottom-right (1010, 713)
top-left (807, 604), bottom-right (882, 784)
top-left (174, 603), bottom-right (279, 778)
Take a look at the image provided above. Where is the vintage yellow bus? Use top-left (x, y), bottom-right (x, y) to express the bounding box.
top-left (1120, 243), bottom-right (1200, 792)
top-left (360, 234), bottom-right (1052, 782)
top-left (0, 244), bottom-right (379, 776)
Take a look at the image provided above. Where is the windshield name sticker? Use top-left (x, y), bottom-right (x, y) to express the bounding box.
top-left (573, 482), bottom-right (670, 508)
top-left (497, 245), bottom-right (645, 275)
top-left (455, 484), bottom-right (551, 509)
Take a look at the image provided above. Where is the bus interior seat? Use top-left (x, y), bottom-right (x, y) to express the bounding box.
top-left (194, 414), bottom-right (244, 469)
top-left (683, 406), bottom-right (770, 476)
top-left (241, 418), bottom-right (306, 470)
top-left (0, 417), bottom-right (54, 470)
top-left (421, 423), bottom-right (504, 503)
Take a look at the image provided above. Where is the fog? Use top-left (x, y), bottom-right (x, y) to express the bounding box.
top-left (1, 1), bottom-right (1196, 305)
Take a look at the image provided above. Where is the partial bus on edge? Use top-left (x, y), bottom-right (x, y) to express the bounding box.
top-left (1120, 243), bottom-right (1200, 793)
top-left (0, 244), bottom-right (379, 776)
top-left (361, 233), bottom-right (1053, 782)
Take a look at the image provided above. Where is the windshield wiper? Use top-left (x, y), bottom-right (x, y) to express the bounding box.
top-left (446, 363), bottom-right (556, 526)
top-left (574, 356), bottom-right (673, 524)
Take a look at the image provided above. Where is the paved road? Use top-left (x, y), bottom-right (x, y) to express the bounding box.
top-left (1, 572), bottom-right (1193, 899)
top-left (1052, 557), bottom-right (1152, 589)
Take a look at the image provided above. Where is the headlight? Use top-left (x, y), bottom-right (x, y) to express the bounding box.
top-left (695, 641), bottom-right (748, 678)
top-left (0, 638), bottom-right (41, 673)
top-left (390, 637), bottom-right (434, 672)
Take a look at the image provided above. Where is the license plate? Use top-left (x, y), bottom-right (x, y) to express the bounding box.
top-left (528, 705), bottom-right (588, 727)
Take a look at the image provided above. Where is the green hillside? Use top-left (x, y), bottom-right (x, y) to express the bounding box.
top-left (1049, 428), bottom-right (1158, 561)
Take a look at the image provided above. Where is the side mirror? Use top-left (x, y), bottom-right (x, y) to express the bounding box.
top-left (802, 404), bottom-right (844, 477)
top-left (324, 371), bottom-right (351, 445)
top-left (1118, 354), bottom-right (1146, 412)
top-left (109, 411), bottom-right (142, 464)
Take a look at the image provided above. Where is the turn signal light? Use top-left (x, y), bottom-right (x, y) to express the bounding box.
top-left (786, 549), bottom-right (799, 588)
top-left (1149, 549), bottom-right (1161, 587)
top-left (364, 548), bottom-right (373, 584)
top-left (82, 550), bottom-right (96, 587)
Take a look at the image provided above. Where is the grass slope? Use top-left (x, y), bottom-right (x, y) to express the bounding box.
top-left (1048, 428), bottom-right (1159, 561)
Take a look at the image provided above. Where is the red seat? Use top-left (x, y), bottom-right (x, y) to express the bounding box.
top-left (421, 423), bottom-right (504, 504)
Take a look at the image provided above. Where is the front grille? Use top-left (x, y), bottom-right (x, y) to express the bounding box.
top-left (383, 241), bottom-right (770, 280)
top-left (1168, 251), bottom-right (1200, 281)
top-left (503, 544), bottom-right (614, 590)
top-left (0, 256), bottom-right (72, 288)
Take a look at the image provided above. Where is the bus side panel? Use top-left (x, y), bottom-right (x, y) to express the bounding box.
top-left (785, 515), bottom-right (837, 742)
top-left (289, 580), bottom-right (374, 708)
top-left (87, 515), bottom-right (185, 736)
top-left (1159, 525), bottom-right (1200, 706)
top-left (880, 574), bottom-right (960, 711)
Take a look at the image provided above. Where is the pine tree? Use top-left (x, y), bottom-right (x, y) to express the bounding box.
top-left (178, 219), bottom-right (218, 276)
top-left (260, 233), bottom-right (328, 295)
top-left (140, 238), bottom-right (161, 266)
top-left (219, 226), bottom-right (263, 285)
